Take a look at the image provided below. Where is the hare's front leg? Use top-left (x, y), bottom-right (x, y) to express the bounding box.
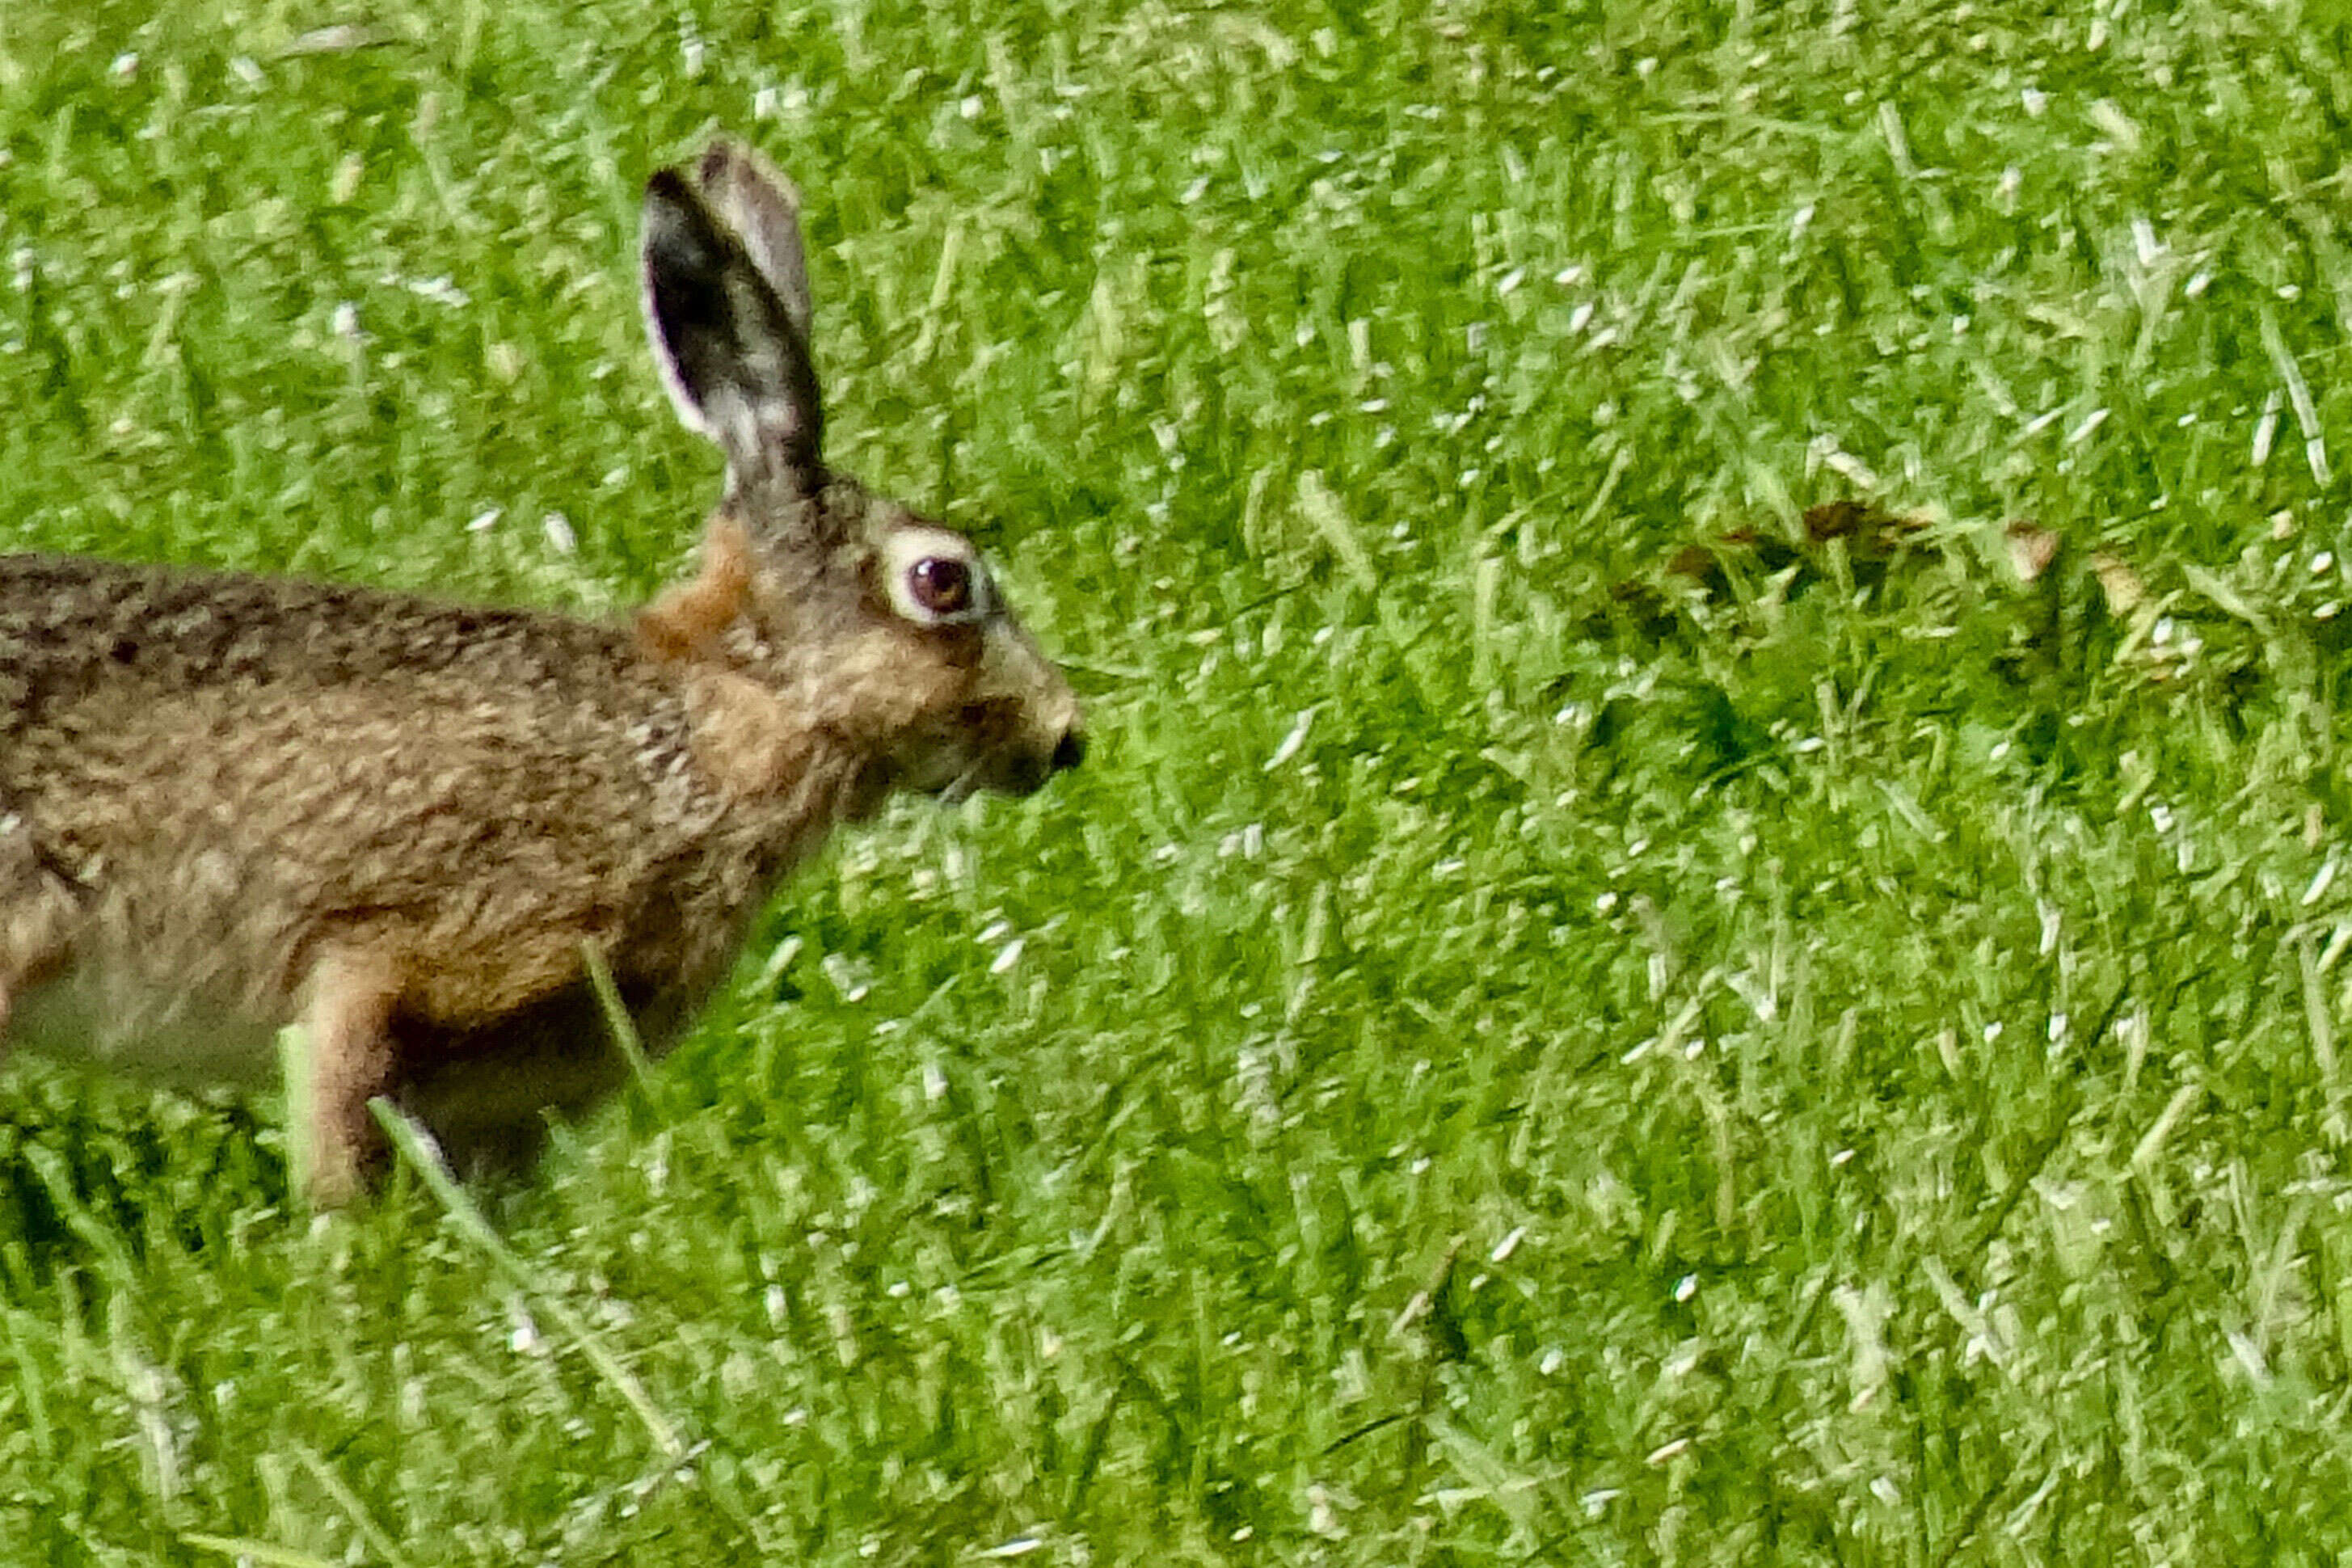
top-left (292, 946), bottom-right (404, 1208)
top-left (0, 837), bottom-right (82, 1060)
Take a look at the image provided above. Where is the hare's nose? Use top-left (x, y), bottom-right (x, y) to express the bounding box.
top-left (1049, 728), bottom-right (1086, 774)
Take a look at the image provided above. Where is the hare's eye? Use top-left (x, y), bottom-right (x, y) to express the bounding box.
top-left (907, 556), bottom-right (972, 616)
top-left (880, 530), bottom-right (992, 625)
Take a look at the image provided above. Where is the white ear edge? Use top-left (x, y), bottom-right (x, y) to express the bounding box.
top-left (643, 295), bottom-right (718, 440)
top-left (639, 170), bottom-right (722, 440)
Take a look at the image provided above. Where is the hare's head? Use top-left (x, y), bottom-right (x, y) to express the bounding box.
top-left (639, 139), bottom-right (1082, 801)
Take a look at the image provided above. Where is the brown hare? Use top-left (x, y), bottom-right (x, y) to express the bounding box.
top-left (0, 137), bottom-right (1082, 1205)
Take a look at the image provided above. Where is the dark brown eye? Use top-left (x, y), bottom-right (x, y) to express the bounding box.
top-left (908, 556), bottom-right (972, 616)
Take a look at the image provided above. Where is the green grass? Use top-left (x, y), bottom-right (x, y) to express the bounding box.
top-left (6, 0), bottom-right (2352, 1561)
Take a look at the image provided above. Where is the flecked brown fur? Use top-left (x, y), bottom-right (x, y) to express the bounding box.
top-left (0, 138), bottom-right (1081, 1203)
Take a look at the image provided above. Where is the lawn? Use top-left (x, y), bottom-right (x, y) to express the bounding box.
top-left (4, 0), bottom-right (2352, 1562)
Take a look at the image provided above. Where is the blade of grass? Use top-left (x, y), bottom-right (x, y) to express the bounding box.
top-left (369, 1099), bottom-right (685, 1459)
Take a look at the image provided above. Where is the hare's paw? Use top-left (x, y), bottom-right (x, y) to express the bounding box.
top-left (286, 946), bottom-right (404, 1208)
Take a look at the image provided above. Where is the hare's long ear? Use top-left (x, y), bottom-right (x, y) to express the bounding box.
top-left (693, 139), bottom-right (812, 343)
top-left (642, 158), bottom-right (823, 491)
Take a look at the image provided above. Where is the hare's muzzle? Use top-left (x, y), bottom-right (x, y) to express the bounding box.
top-left (970, 708), bottom-right (1081, 799)
top-left (958, 618), bottom-right (1083, 799)
top-left (1001, 720), bottom-right (1084, 797)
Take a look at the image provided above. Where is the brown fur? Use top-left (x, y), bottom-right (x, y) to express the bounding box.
top-left (638, 516), bottom-right (757, 662)
top-left (0, 139), bottom-right (1081, 1203)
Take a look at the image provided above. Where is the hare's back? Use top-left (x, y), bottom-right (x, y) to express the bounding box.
top-left (0, 551), bottom-right (694, 902)
top-left (0, 552), bottom-right (726, 1059)
top-left (0, 551), bottom-right (643, 719)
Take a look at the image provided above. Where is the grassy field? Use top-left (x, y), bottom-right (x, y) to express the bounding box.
top-left (5, 0), bottom-right (2352, 1561)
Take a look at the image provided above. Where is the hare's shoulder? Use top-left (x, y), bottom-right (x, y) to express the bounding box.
top-left (0, 550), bottom-right (643, 698)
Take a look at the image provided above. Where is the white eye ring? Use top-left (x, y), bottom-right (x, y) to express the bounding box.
top-left (879, 529), bottom-right (993, 626)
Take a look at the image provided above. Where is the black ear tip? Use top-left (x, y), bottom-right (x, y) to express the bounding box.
top-left (697, 139), bottom-right (740, 186)
top-left (645, 166), bottom-right (695, 204)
